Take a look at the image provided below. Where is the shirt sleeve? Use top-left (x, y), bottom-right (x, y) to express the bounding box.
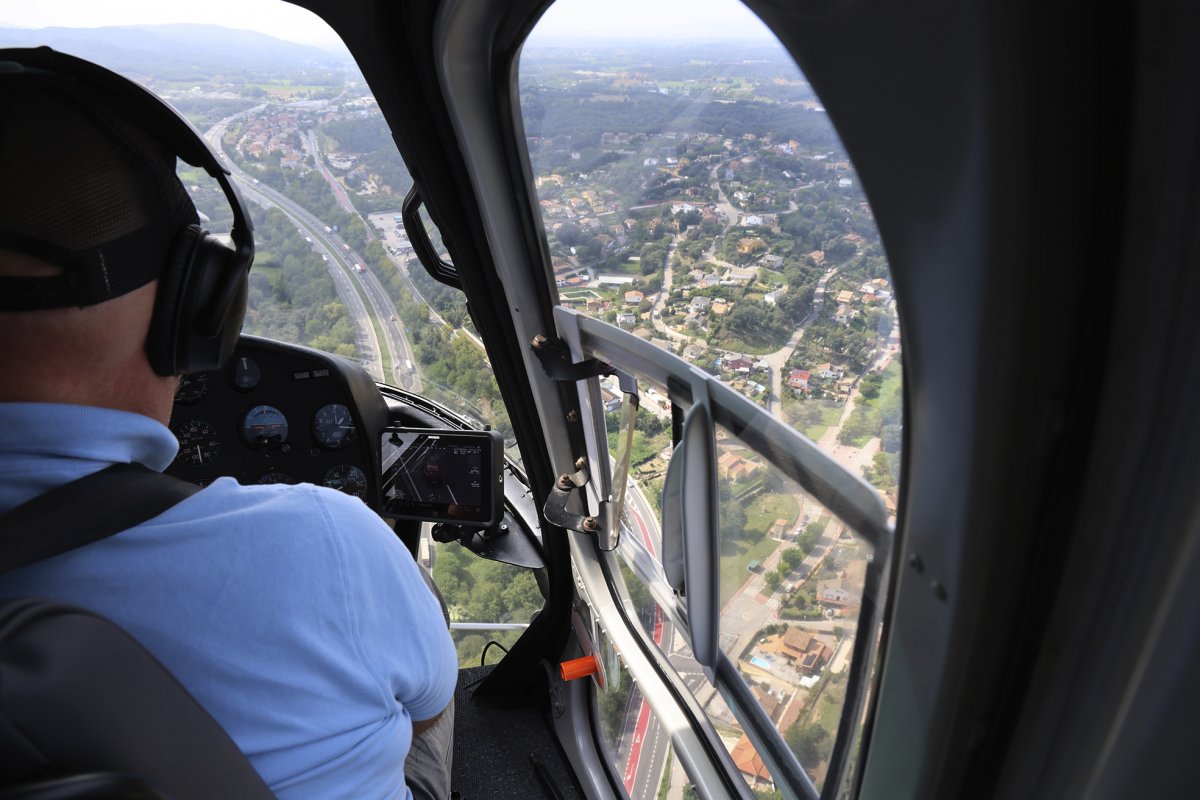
top-left (316, 489), bottom-right (459, 723)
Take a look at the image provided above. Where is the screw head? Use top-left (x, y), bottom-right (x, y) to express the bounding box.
top-left (574, 457), bottom-right (587, 470)
top-left (531, 334), bottom-right (549, 348)
top-left (582, 516), bottom-right (600, 532)
top-left (908, 553), bottom-right (924, 573)
top-left (566, 410), bottom-right (580, 423)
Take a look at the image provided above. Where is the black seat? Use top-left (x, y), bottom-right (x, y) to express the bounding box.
top-left (0, 597), bottom-right (274, 799)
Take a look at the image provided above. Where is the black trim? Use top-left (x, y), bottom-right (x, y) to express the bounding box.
top-left (401, 186), bottom-right (460, 289)
top-left (330, 0), bottom-right (575, 701)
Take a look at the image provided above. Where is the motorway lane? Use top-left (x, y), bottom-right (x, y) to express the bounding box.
top-left (205, 113), bottom-right (421, 387)
top-left (619, 487), bottom-right (679, 800)
top-left (236, 179), bottom-right (384, 381)
top-left (306, 129), bottom-right (356, 215)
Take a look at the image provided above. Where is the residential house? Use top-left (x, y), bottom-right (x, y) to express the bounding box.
top-left (624, 290), bottom-right (644, 305)
top-left (717, 452), bottom-right (759, 482)
top-left (787, 369), bottom-right (811, 391)
top-left (817, 578), bottom-right (861, 609)
top-left (730, 736), bottom-right (773, 789)
top-left (752, 687), bottom-right (783, 723)
top-left (737, 237), bottom-right (767, 255)
top-left (780, 627), bottom-right (832, 674)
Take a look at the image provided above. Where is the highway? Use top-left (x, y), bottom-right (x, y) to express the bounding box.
top-left (305, 129), bottom-right (357, 215)
top-left (204, 112), bottom-right (419, 389)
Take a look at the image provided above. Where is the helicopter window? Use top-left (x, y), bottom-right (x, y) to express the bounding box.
top-left (521, 0), bottom-right (900, 794)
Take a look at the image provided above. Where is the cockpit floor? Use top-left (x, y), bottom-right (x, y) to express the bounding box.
top-left (451, 666), bottom-right (584, 800)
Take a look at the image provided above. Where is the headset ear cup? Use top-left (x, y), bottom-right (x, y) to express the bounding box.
top-left (174, 233), bottom-right (248, 376)
top-left (147, 224), bottom-right (204, 377)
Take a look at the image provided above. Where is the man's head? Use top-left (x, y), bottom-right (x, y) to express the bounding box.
top-left (0, 48), bottom-right (254, 420)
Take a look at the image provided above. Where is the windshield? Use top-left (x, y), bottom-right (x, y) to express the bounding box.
top-left (0, 1), bottom-right (516, 455)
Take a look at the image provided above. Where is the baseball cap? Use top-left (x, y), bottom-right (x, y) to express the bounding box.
top-left (0, 58), bottom-right (199, 310)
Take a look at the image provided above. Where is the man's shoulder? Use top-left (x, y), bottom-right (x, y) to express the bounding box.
top-left (167, 478), bottom-right (397, 552)
top-left (186, 477), bottom-right (374, 517)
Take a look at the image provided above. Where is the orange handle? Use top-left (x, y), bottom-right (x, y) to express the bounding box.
top-left (560, 654), bottom-right (600, 682)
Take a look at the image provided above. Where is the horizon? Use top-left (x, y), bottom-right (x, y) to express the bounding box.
top-left (0, 0), bottom-right (777, 50)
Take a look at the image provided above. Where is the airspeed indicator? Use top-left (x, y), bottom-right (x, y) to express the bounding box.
top-left (173, 420), bottom-right (220, 467)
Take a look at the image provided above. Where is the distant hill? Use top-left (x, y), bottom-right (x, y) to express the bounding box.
top-left (0, 23), bottom-right (352, 79)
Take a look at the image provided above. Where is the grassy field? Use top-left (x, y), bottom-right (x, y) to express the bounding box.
top-left (815, 671), bottom-right (848, 735)
top-left (719, 534), bottom-right (780, 608)
top-left (839, 361), bottom-right (902, 446)
top-left (783, 397), bottom-right (844, 441)
top-left (745, 492), bottom-right (801, 535)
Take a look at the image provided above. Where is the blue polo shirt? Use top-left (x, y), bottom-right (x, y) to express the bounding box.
top-left (0, 402), bottom-right (458, 799)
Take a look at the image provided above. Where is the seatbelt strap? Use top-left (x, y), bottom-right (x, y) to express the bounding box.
top-left (0, 462), bottom-right (200, 576)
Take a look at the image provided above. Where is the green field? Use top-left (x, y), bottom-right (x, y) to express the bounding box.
top-left (719, 533), bottom-right (780, 608)
top-left (784, 397), bottom-right (843, 441)
top-left (744, 492), bottom-right (800, 535)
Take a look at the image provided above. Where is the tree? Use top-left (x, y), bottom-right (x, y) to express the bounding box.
top-left (780, 548), bottom-right (803, 571)
top-left (859, 371), bottom-right (884, 400)
top-left (881, 423), bottom-right (902, 454)
top-left (785, 723), bottom-right (830, 767)
top-left (764, 569), bottom-right (784, 591)
top-left (718, 482), bottom-right (748, 539)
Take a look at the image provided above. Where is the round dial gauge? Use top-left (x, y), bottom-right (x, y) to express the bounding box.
top-left (257, 471), bottom-right (297, 485)
top-left (174, 373), bottom-right (209, 405)
top-left (323, 464), bottom-right (367, 498)
top-left (231, 356), bottom-right (261, 391)
top-left (172, 420), bottom-right (220, 466)
top-left (312, 404), bottom-right (357, 449)
top-left (242, 405), bottom-right (288, 446)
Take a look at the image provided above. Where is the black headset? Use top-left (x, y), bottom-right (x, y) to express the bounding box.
top-left (0, 47), bottom-right (255, 377)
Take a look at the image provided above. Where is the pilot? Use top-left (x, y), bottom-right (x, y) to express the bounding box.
top-left (0, 52), bottom-right (457, 798)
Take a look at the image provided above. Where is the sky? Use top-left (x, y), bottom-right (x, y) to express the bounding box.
top-left (0, 0), bottom-right (775, 49)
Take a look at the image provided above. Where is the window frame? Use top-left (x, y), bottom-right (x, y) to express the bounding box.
top-left (557, 308), bottom-right (893, 798)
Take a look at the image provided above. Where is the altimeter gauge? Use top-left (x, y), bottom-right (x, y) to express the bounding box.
top-left (312, 403), bottom-right (356, 449)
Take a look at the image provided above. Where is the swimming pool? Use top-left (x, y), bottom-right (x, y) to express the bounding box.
top-left (749, 656), bottom-right (772, 669)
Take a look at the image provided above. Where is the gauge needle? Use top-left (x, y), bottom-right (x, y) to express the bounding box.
top-left (194, 445), bottom-right (203, 464)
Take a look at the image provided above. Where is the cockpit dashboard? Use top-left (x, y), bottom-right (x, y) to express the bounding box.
top-left (165, 336), bottom-right (389, 508)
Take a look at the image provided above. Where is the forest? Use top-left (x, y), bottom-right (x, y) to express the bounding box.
top-left (432, 541), bottom-right (544, 667)
top-left (240, 208), bottom-right (358, 356)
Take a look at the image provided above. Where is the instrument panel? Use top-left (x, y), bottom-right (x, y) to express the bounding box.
top-left (165, 336), bottom-right (390, 507)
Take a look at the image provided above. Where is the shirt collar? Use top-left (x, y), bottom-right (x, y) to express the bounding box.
top-left (0, 402), bottom-right (179, 472)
